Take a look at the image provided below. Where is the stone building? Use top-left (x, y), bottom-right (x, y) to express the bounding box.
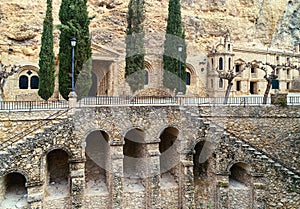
top-left (1, 33), bottom-right (300, 101)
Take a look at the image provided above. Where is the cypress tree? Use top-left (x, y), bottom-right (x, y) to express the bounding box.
top-left (38, 0), bottom-right (55, 100)
top-left (125, 0), bottom-right (146, 93)
top-left (163, 0), bottom-right (187, 93)
top-left (58, 0), bottom-right (93, 100)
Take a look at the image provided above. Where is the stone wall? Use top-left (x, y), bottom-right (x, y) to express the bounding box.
top-left (0, 105), bottom-right (299, 208)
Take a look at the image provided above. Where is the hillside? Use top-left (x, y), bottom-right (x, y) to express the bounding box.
top-left (0, 0), bottom-right (299, 63)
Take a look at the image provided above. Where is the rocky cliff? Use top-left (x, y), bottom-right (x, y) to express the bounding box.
top-left (0, 0), bottom-right (299, 63)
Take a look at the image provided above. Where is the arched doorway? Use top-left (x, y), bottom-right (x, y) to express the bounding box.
top-left (123, 128), bottom-right (147, 190)
top-left (85, 130), bottom-right (110, 194)
top-left (229, 162), bottom-right (252, 209)
top-left (159, 127), bottom-right (180, 208)
top-left (46, 149), bottom-right (69, 198)
top-left (0, 172), bottom-right (28, 208)
top-left (193, 140), bottom-right (214, 208)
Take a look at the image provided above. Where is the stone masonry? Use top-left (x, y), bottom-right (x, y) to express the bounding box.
top-left (0, 105), bottom-right (299, 208)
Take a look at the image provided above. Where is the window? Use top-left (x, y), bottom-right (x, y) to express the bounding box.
top-left (219, 78), bottom-right (223, 88)
top-left (228, 44), bottom-right (231, 51)
top-left (287, 82), bottom-right (290, 90)
top-left (144, 70), bottom-right (149, 85)
top-left (235, 64), bottom-right (240, 73)
top-left (219, 57), bottom-right (223, 70)
top-left (186, 72), bottom-right (191, 85)
top-left (30, 76), bottom-right (39, 89)
top-left (19, 75), bottom-right (28, 89)
top-left (211, 79), bottom-right (214, 88)
top-left (228, 58), bottom-right (231, 70)
top-left (211, 58), bottom-right (214, 69)
top-left (236, 81), bottom-right (241, 91)
top-left (251, 67), bottom-right (256, 73)
top-left (287, 69), bottom-right (290, 77)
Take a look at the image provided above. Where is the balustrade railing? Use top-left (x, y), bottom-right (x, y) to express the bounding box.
top-left (0, 100), bottom-right (68, 110)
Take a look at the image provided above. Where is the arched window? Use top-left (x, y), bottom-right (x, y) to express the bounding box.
top-left (186, 71), bottom-right (191, 85)
top-left (219, 57), bottom-right (223, 70)
top-left (144, 70), bottom-right (149, 85)
top-left (30, 76), bottom-right (39, 89)
top-left (219, 78), bottom-right (223, 88)
top-left (19, 75), bottom-right (28, 89)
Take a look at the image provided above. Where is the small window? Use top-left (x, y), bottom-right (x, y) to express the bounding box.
top-left (276, 69), bottom-right (280, 75)
top-left (276, 56), bottom-right (279, 61)
top-left (219, 57), bottom-right (223, 70)
top-left (235, 64), bottom-right (240, 73)
top-left (251, 67), bottom-right (256, 73)
top-left (287, 82), bottom-right (290, 89)
top-left (219, 78), bottom-right (223, 88)
top-left (19, 75), bottom-right (28, 89)
top-left (30, 76), bottom-right (39, 89)
top-left (228, 44), bottom-right (231, 51)
top-left (186, 72), bottom-right (191, 85)
top-left (287, 69), bottom-right (290, 76)
top-left (211, 58), bottom-right (214, 69)
top-left (228, 58), bottom-right (231, 70)
top-left (144, 70), bottom-right (149, 85)
top-left (287, 57), bottom-right (290, 63)
top-left (211, 79), bottom-right (214, 88)
top-left (236, 81), bottom-right (241, 91)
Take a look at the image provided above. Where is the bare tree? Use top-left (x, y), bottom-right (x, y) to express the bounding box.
top-left (216, 62), bottom-right (251, 104)
top-left (0, 62), bottom-right (21, 99)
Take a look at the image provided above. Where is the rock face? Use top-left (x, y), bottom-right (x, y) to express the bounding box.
top-left (0, 0), bottom-right (299, 60)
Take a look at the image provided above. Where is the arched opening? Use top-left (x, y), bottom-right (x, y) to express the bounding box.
top-left (193, 140), bottom-right (214, 207)
top-left (85, 130), bottom-right (110, 194)
top-left (159, 127), bottom-right (179, 185)
top-left (0, 173), bottom-right (28, 208)
top-left (229, 162), bottom-right (250, 187)
top-left (186, 71), bottom-right (191, 85)
top-left (229, 162), bottom-right (252, 208)
top-left (19, 75), bottom-right (28, 89)
top-left (219, 57), bottom-right (223, 70)
top-left (46, 149), bottom-right (69, 198)
top-left (123, 128), bottom-right (147, 190)
top-left (30, 76), bottom-right (39, 89)
top-left (144, 70), bottom-right (149, 85)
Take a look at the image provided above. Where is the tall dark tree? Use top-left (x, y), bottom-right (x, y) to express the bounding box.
top-left (125, 0), bottom-right (145, 93)
top-left (38, 0), bottom-right (55, 101)
top-left (58, 0), bottom-right (93, 100)
top-left (163, 0), bottom-right (187, 93)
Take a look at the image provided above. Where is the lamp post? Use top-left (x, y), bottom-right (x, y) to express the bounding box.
top-left (177, 44), bottom-right (183, 94)
top-left (71, 37), bottom-right (76, 92)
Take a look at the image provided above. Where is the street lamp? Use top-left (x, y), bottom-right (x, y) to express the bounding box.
top-left (177, 44), bottom-right (183, 94)
top-left (71, 37), bottom-right (76, 92)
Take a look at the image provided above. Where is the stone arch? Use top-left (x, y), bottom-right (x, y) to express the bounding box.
top-left (1, 168), bottom-right (30, 183)
top-left (186, 63), bottom-right (196, 86)
top-left (156, 124), bottom-right (181, 140)
top-left (44, 149), bottom-right (70, 199)
top-left (85, 129), bottom-right (110, 194)
top-left (123, 127), bottom-right (147, 188)
top-left (193, 140), bottom-right (215, 207)
top-left (0, 172), bottom-right (28, 208)
top-left (42, 145), bottom-right (74, 160)
top-left (228, 162), bottom-right (253, 209)
top-left (144, 60), bottom-right (154, 73)
top-left (159, 126), bottom-right (180, 178)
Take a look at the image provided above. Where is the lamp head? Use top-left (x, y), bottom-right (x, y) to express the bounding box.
top-left (177, 44), bottom-right (183, 52)
top-left (71, 37), bottom-right (77, 47)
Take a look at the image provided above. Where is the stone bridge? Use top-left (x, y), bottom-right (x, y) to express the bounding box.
top-left (0, 105), bottom-right (299, 208)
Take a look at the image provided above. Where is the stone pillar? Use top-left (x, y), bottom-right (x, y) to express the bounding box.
top-left (252, 174), bottom-right (266, 209)
top-left (110, 142), bottom-right (124, 209)
top-left (26, 181), bottom-right (43, 209)
top-left (70, 161), bottom-right (85, 209)
top-left (146, 142), bottom-right (161, 208)
top-left (180, 160), bottom-right (195, 209)
top-left (68, 91), bottom-right (78, 109)
top-left (215, 173), bottom-right (229, 209)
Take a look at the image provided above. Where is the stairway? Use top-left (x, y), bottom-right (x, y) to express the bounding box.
top-left (183, 106), bottom-right (300, 193)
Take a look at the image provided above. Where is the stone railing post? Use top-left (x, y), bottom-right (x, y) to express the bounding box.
top-left (69, 160), bottom-right (85, 209)
top-left (26, 181), bottom-right (44, 209)
top-left (68, 91), bottom-right (78, 109)
top-left (146, 141), bottom-right (161, 208)
top-left (110, 142), bottom-right (124, 209)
